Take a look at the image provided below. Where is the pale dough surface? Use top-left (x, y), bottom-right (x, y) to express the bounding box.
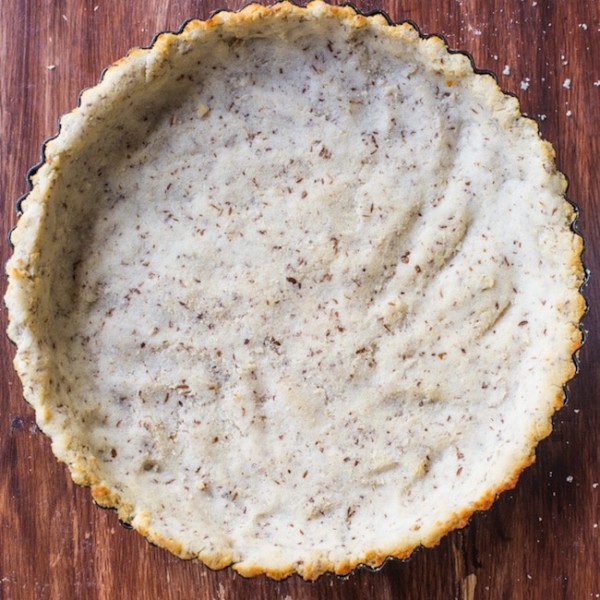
top-left (5, 1), bottom-right (584, 580)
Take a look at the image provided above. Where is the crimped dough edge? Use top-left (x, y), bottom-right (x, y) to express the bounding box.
top-left (5, 0), bottom-right (585, 581)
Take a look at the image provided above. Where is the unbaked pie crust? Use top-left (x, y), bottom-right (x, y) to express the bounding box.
top-left (6, 1), bottom-right (585, 580)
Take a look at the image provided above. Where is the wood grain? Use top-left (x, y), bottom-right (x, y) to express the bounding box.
top-left (1, 1), bottom-right (598, 598)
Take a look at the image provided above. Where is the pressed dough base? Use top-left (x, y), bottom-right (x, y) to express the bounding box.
top-left (5, 1), bottom-right (584, 580)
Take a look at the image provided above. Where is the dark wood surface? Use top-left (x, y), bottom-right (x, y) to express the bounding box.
top-left (1, 1), bottom-right (598, 598)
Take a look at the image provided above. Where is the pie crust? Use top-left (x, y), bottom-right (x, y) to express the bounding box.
top-left (5, 1), bottom-right (585, 580)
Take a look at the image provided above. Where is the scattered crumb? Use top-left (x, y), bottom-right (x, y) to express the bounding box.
top-left (94, 5), bottom-right (100, 11)
top-left (197, 104), bottom-right (210, 118)
top-left (62, 14), bottom-right (68, 21)
top-left (594, 81), bottom-right (600, 87)
top-left (579, 23), bottom-right (588, 30)
top-left (538, 114), bottom-right (546, 121)
top-left (593, 483), bottom-right (599, 489)
top-left (574, 408), bottom-right (580, 413)
top-left (502, 64), bottom-right (511, 76)
top-left (520, 78), bottom-right (530, 90)
top-left (492, 54), bottom-right (498, 60)
top-left (566, 475), bottom-right (574, 482)
top-left (566, 110), bottom-right (573, 117)
top-left (47, 65), bottom-right (56, 71)
top-left (563, 78), bottom-right (571, 89)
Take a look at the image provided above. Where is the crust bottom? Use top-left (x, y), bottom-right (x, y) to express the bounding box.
top-left (5, 0), bottom-right (585, 581)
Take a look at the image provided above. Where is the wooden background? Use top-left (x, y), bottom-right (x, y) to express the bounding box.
top-left (0, 1), bottom-right (598, 598)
